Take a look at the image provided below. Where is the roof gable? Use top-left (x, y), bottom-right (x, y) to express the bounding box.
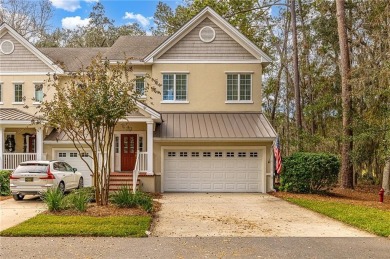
top-left (0, 23), bottom-right (64, 74)
top-left (144, 7), bottom-right (272, 64)
top-left (158, 18), bottom-right (256, 61)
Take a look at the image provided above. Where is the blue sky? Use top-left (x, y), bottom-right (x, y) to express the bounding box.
top-left (50, 0), bottom-right (182, 34)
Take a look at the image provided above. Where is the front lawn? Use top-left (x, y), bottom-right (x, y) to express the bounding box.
top-left (0, 214), bottom-right (151, 237)
top-left (286, 198), bottom-right (390, 237)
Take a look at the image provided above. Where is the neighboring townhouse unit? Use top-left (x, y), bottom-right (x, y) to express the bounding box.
top-left (0, 7), bottom-right (277, 193)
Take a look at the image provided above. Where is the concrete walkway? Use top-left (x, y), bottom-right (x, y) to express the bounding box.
top-left (152, 193), bottom-right (375, 237)
top-left (0, 196), bottom-right (47, 231)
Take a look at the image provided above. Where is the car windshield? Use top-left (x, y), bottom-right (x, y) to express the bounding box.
top-left (13, 164), bottom-right (49, 174)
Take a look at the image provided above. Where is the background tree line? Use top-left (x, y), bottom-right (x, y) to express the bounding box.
top-left (1, 0), bottom-right (389, 192)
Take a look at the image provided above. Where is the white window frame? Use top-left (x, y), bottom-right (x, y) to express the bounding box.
top-left (12, 82), bottom-right (24, 104)
top-left (135, 76), bottom-right (146, 99)
top-left (225, 73), bottom-right (253, 104)
top-left (0, 82), bottom-right (3, 104)
top-left (33, 82), bottom-right (44, 104)
top-left (161, 72), bottom-right (189, 103)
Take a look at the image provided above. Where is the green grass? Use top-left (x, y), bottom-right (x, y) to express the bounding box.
top-left (0, 214), bottom-right (151, 237)
top-left (286, 198), bottom-right (390, 237)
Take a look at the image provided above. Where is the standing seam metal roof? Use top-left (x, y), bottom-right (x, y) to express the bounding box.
top-left (154, 113), bottom-right (277, 139)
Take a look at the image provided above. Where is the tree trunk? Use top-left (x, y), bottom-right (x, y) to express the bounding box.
top-left (290, 0), bottom-right (302, 150)
top-left (383, 159), bottom-right (390, 195)
top-left (336, 0), bottom-right (354, 189)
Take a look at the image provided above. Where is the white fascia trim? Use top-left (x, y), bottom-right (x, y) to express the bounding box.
top-left (0, 24), bottom-right (64, 74)
top-left (109, 60), bottom-right (146, 65)
top-left (136, 101), bottom-right (161, 120)
top-left (0, 121), bottom-right (32, 125)
top-left (119, 117), bottom-right (154, 123)
top-left (153, 60), bottom-right (262, 64)
top-left (0, 72), bottom-right (55, 76)
top-left (154, 137), bottom-right (276, 142)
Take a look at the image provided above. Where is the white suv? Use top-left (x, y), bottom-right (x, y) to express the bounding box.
top-left (10, 161), bottom-right (84, 200)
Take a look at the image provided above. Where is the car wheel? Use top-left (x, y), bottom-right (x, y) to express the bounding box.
top-left (13, 194), bottom-right (25, 201)
top-left (58, 182), bottom-right (65, 194)
top-left (77, 178), bottom-right (84, 189)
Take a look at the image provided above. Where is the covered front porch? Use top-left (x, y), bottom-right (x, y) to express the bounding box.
top-left (0, 108), bottom-right (45, 170)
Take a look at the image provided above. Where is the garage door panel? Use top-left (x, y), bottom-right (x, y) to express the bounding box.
top-left (164, 148), bottom-right (264, 193)
top-left (55, 150), bottom-right (93, 187)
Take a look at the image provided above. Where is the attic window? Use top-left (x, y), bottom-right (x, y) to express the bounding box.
top-left (0, 40), bottom-right (14, 55)
top-left (199, 26), bottom-right (215, 43)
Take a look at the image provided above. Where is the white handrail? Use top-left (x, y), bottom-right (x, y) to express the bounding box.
top-left (133, 151), bottom-right (140, 194)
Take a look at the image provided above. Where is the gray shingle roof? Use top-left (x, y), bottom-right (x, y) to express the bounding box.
top-left (0, 108), bottom-right (34, 121)
top-left (104, 36), bottom-right (168, 60)
top-left (155, 113), bottom-right (277, 139)
top-left (39, 47), bottom-right (109, 72)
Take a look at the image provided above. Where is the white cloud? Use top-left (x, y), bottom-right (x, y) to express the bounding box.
top-left (62, 16), bottom-right (90, 30)
top-left (50, 0), bottom-right (98, 12)
top-left (123, 12), bottom-right (151, 28)
top-left (50, 0), bottom-right (80, 12)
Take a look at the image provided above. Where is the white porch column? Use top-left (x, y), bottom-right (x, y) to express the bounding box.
top-left (36, 127), bottom-right (43, 160)
top-left (146, 121), bottom-right (154, 175)
top-left (0, 126), bottom-right (3, 169)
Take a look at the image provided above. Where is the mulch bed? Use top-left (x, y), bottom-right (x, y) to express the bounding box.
top-left (44, 199), bottom-right (162, 217)
top-left (270, 185), bottom-right (390, 211)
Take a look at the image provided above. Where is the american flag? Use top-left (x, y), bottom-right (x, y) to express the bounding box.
top-left (273, 137), bottom-right (282, 174)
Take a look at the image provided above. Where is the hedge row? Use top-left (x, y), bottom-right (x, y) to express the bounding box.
top-left (279, 152), bottom-right (340, 193)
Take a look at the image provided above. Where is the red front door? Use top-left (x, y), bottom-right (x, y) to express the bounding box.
top-left (121, 134), bottom-right (137, 171)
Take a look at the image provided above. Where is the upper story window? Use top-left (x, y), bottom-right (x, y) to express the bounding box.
top-left (34, 83), bottom-right (43, 103)
top-left (135, 76), bottom-right (145, 97)
top-left (0, 83), bottom-right (3, 104)
top-left (162, 73), bottom-right (188, 102)
top-left (13, 83), bottom-right (23, 103)
top-left (226, 74), bottom-right (252, 102)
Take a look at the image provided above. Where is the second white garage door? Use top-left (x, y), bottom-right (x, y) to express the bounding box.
top-left (163, 148), bottom-right (264, 193)
top-left (55, 150), bottom-right (93, 187)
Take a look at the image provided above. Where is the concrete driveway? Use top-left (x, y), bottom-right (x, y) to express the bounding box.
top-left (151, 193), bottom-right (375, 237)
top-left (0, 196), bottom-right (47, 231)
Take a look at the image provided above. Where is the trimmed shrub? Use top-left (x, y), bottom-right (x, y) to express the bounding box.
top-left (279, 152), bottom-right (340, 193)
top-left (42, 188), bottom-right (65, 211)
top-left (0, 170), bottom-right (12, 196)
top-left (64, 188), bottom-right (94, 212)
top-left (110, 186), bottom-right (153, 212)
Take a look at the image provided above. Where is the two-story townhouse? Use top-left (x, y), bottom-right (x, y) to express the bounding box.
top-left (0, 7), bottom-right (276, 193)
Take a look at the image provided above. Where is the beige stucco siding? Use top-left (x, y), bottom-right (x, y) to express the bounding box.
top-left (146, 63), bottom-right (262, 112)
top-left (0, 33), bottom-right (54, 72)
top-left (0, 75), bottom-right (49, 108)
top-left (158, 18), bottom-right (256, 61)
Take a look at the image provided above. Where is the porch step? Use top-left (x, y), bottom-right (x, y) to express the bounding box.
top-left (109, 172), bottom-right (140, 192)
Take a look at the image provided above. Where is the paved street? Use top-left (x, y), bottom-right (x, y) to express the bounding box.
top-left (0, 237), bottom-right (389, 258)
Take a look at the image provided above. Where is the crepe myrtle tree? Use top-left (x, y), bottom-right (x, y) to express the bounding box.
top-left (35, 54), bottom-right (159, 205)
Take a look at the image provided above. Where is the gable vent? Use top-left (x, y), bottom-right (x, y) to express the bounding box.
top-left (199, 26), bottom-right (216, 43)
top-left (0, 40), bottom-right (15, 55)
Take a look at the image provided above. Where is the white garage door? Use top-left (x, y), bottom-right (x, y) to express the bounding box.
top-left (164, 149), bottom-right (264, 193)
top-left (55, 150), bottom-right (93, 187)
